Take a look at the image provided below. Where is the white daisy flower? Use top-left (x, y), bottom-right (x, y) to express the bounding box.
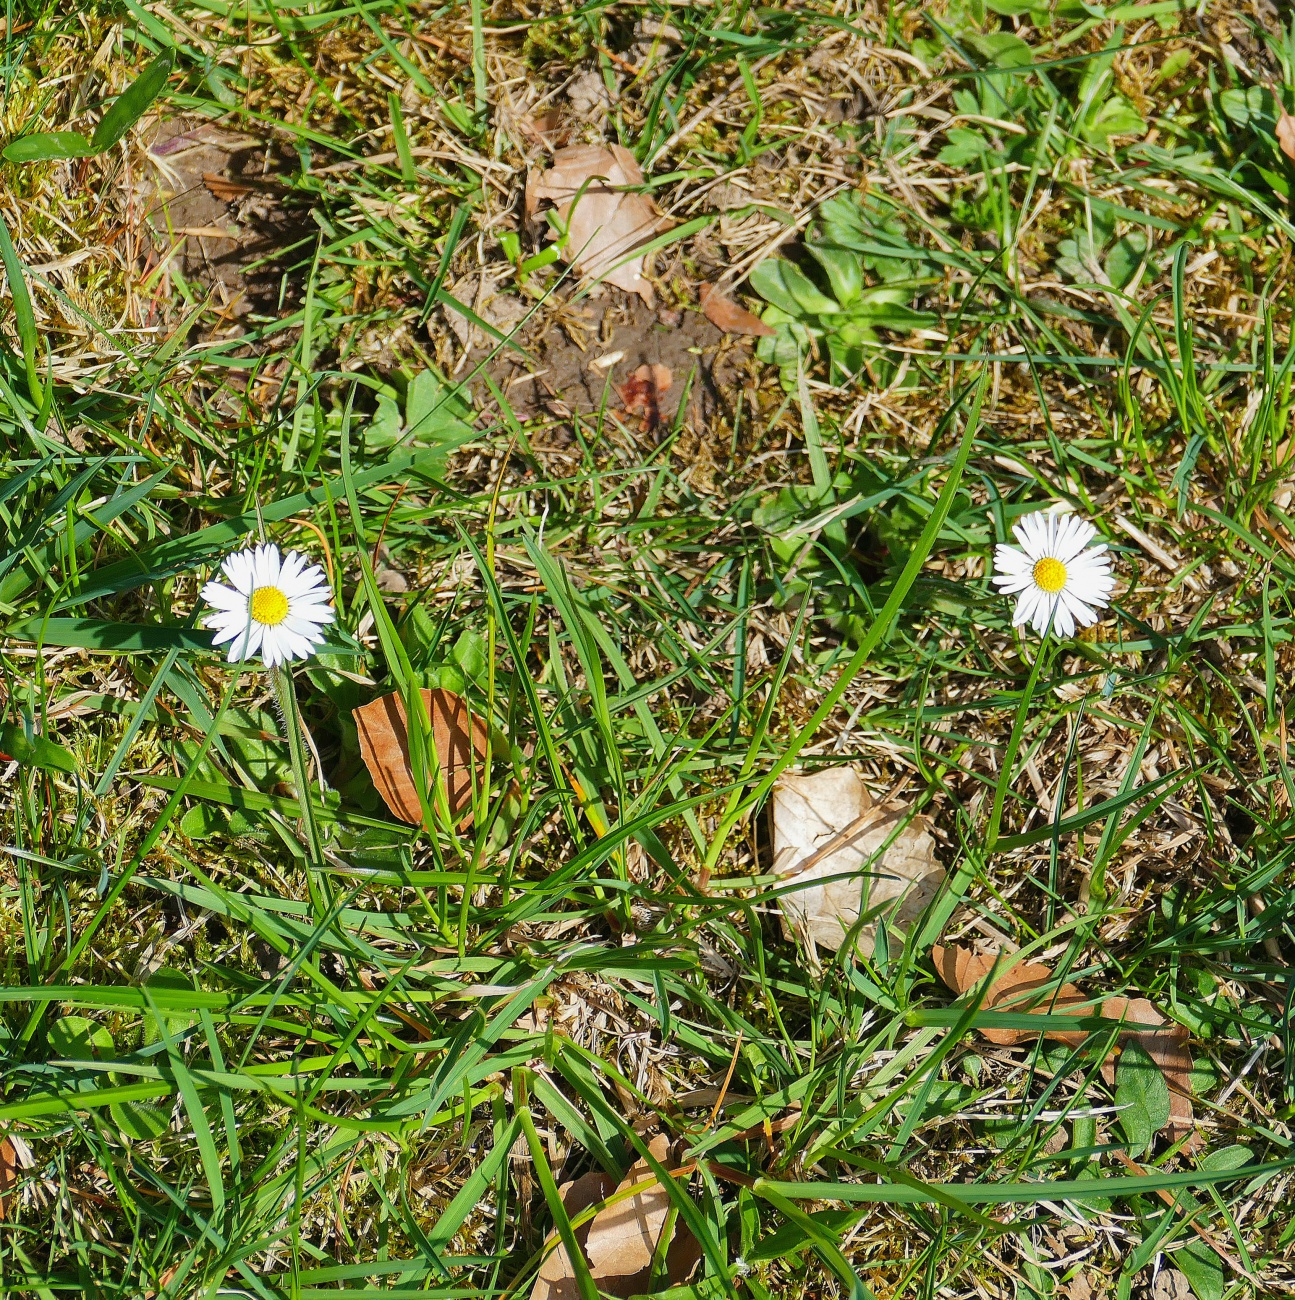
top-left (201, 543), bottom-right (335, 668)
top-left (991, 510), bottom-right (1115, 639)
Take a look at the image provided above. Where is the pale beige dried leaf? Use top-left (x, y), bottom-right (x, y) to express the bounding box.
top-left (531, 1170), bottom-right (617, 1300)
top-left (1150, 1268), bottom-right (1192, 1300)
top-left (1277, 112), bottom-right (1295, 162)
top-left (587, 1135), bottom-right (698, 1295)
top-left (1064, 1273), bottom-right (1094, 1300)
top-left (699, 284), bottom-right (774, 336)
top-left (526, 145), bottom-right (667, 303)
top-left (353, 688), bottom-right (489, 827)
top-left (531, 1136), bottom-right (699, 1300)
top-left (773, 767), bottom-right (944, 956)
top-left (445, 275), bottom-right (528, 351)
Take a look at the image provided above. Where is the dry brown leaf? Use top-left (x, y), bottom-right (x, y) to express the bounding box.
top-left (0, 1136), bottom-right (16, 1221)
top-left (1277, 112), bottom-right (1295, 162)
top-left (699, 284), bottom-right (774, 336)
top-left (444, 274), bottom-right (529, 352)
top-left (203, 172), bottom-right (254, 201)
top-left (930, 946), bottom-right (1089, 1046)
top-left (353, 688), bottom-right (489, 826)
top-left (531, 1136), bottom-right (700, 1300)
top-left (934, 946), bottom-right (1198, 1148)
top-left (532, 1170), bottom-right (617, 1300)
top-left (616, 363), bottom-right (671, 428)
top-left (1102, 996), bottom-right (1197, 1149)
top-left (1064, 1275), bottom-right (1094, 1300)
top-left (772, 767), bottom-right (944, 957)
top-left (521, 108), bottom-right (565, 147)
top-left (525, 145), bottom-right (668, 303)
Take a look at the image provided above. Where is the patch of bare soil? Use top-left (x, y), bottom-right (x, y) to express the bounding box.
top-left (449, 288), bottom-right (754, 430)
top-left (135, 119), bottom-right (313, 325)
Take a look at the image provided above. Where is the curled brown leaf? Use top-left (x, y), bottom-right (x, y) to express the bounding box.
top-left (353, 688), bottom-right (489, 827)
top-left (933, 945), bottom-right (1198, 1149)
top-left (1277, 112), bottom-right (1295, 163)
top-left (699, 284), bottom-right (774, 336)
top-left (525, 145), bottom-right (668, 303)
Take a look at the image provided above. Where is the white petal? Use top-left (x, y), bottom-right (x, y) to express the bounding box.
top-left (279, 551), bottom-right (305, 584)
top-left (256, 544), bottom-right (282, 589)
top-left (1049, 598), bottom-right (1075, 638)
top-left (208, 620), bottom-right (246, 645)
top-left (202, 582), bottom-right (247, 613)
top-left (224, 623), bottom-right (262, 662)
top-left (222, 550), bottom-right (256, 595)
top-left (1061, 590), bottom-right (1098, 626)
top-left (1056, 517), bottom-right (1097, 562)
top-left (1068, 572), bottom-right (1113, 606)
top-left (260, 626), bottom-right (284, 667)
top-left (281, 570), bottom-right (327, 601)
top-left (282, 629), bottom-right (318, 660)
top-left (286, 602), bottom-right (335, 625)
top-left (285, 614), bottom-right (328, 639)
top-left (1013, 589), bottom-right (1040, 628)
top-left (1013, 513), bottom-right (1046, 557)
top-left (993, 544), bottom-right (1031, 573)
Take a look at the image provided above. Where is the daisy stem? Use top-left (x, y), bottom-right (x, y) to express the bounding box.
top-left (985, 637), bottom-right (1052, 853)
top-left (274, 664), bottom-right (330, 907)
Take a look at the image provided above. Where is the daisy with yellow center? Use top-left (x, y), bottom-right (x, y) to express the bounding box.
top-left (201, 542), bottom-right (335, 667)
top-left (991, 510), bottom-right (1114, 639)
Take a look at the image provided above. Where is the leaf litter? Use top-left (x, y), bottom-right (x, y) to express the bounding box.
top-left (525, 145), bottom-right (669, 303)
top-left (771, 766), bottom-right (944, 958)
top-left (531, 1135), bottom-right (701, 1300)
top-left (699, 283), bottom-right (774, 337)
top-left (933, 944), bottom-right (1197, 1149)
top-left (352, 688), bottom-right (489, 826)
top-left (615, 362), bottom-right (671, 430)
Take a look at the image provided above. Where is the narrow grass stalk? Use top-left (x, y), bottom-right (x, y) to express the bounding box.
top-left (272, 663), bottom-right (330, 915)
top-left (985, 637), bottom-right (1051, 853)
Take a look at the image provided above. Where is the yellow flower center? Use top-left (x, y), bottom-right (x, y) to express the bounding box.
top-left (250, 585), bottom-right (290, 626)
top-left (1032, 557), bottom-right (1068, 594)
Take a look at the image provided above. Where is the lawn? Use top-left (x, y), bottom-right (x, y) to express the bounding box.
top-left (0, 0), bottom-right (1293, 1297)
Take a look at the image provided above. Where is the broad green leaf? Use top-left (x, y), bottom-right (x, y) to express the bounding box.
top-left (402, 368), bottom-right (477, 454)
top-left (938, 127), bottom-right (989, 166)
top-left (965, 32), bottom-right (1035, 67)
top-left (111, 1100), bottom-right (170, 1140)
top-left (749, 258), bottom-right (839, 318)
top-left (1199, 1144), bottom-right (1253, 1171)
top-left (1115, 1039), bottom-right (1170, 1157)
top-left (47, 1015), bottom-right (114, 1058)
top-left (1104, 231), bottom-right (1149, 290)
top-left (1219, 86), bottom-right (1276, 130)
top-left (1, 131), bottom-right (92, 162)
top-left (0, 721), bottom-right (76, 774)
top-left (806, 243), bottom-right (862, 307)
top-left (90, 52), bottom-right (175, 152)
top-left (1175, 1239), bottom-right (1224, 1300)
